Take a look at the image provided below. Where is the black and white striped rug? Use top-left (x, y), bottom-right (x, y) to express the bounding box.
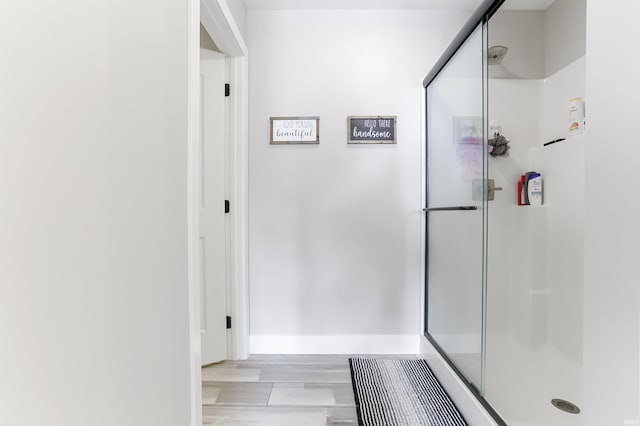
top-left (349, 358), bottom-right (467, 426)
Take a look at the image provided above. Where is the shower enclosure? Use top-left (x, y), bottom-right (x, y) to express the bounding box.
top-left (423, 0), bottom-right (585, 424)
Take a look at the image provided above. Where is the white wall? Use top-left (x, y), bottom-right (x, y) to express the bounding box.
top-left (544, 0), bottom-right (586, 76)
top-left (0, 2), bottom-right (191, 425)
top-left (225, 0), bottom-right (247, 43)
top-left (489, 0), bottom-right (586, 80)
top-left (247, 9), bottom-right (470, 352)
top-left (535, 58), bottom-right (585, 362)
top-left (584, 1), bottom-right (640, 424)
top-left (488, 10), bottom-right (546, 79)
top-left (485, 58), bottom-right (585, 426)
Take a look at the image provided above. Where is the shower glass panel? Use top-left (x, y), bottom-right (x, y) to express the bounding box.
top-left (425, 24), bottom-right (487, 392)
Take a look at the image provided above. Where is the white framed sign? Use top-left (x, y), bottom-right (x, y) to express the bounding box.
top-left (270, 116), bottom-right (319, 145)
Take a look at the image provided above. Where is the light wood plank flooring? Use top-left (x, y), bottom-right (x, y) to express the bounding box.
top-left (202, 354), bottom-right (416, 425)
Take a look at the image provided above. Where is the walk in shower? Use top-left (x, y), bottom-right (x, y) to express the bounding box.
top-left (423, 0), bottom-right (585, 424)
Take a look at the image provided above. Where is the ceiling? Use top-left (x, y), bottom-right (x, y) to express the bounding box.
top-left (244, 0), bottom-right (481, 9)
top-left (244, 0), bottom-right (557, 10)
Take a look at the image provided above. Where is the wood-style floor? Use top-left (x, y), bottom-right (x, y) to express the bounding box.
top-left (202, 354), bottom-right (416, 425)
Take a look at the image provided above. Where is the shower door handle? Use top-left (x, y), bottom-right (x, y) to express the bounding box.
top-left (423, 206), bottom-right (478, 212)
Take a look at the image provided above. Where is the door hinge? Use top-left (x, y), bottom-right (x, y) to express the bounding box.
top-left (225, 200), bottom-right (230, 214)
top-left (224, 83), bottom-right (230, 97)
top-left (226, 315), bottom-right (232, 329)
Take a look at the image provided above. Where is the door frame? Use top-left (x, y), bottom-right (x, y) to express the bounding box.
top-left (187, 1), bottom-right (248, 424)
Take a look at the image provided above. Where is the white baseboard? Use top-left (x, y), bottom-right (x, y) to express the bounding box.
top-left (250, 335), bottom-right (420, 354)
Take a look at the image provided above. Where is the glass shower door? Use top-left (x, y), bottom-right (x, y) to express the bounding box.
top-left (424, 24), bottom-right (487, 393)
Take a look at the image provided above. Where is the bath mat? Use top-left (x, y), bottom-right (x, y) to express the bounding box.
top-left (349, 358), bottom-right (467, 426)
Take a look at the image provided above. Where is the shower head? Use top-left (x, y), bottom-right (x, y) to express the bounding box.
top-left (488, 45), bottom-right (508, 65)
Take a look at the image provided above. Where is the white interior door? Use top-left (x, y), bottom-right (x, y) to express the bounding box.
top-left (200, 48), bottom-right (227, 365)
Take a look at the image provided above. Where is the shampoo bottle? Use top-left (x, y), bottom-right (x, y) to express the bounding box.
top-left (527, 173), bottom-right (543, 206)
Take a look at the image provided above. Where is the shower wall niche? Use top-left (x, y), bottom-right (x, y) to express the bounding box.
top-left (485, 1), bottom-right (585, 425)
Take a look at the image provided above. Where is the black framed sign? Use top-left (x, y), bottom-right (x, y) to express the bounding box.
top-left (270, 116), bottom-right (320, 145)
top-left (347, 116), bottom-right (397, 144)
